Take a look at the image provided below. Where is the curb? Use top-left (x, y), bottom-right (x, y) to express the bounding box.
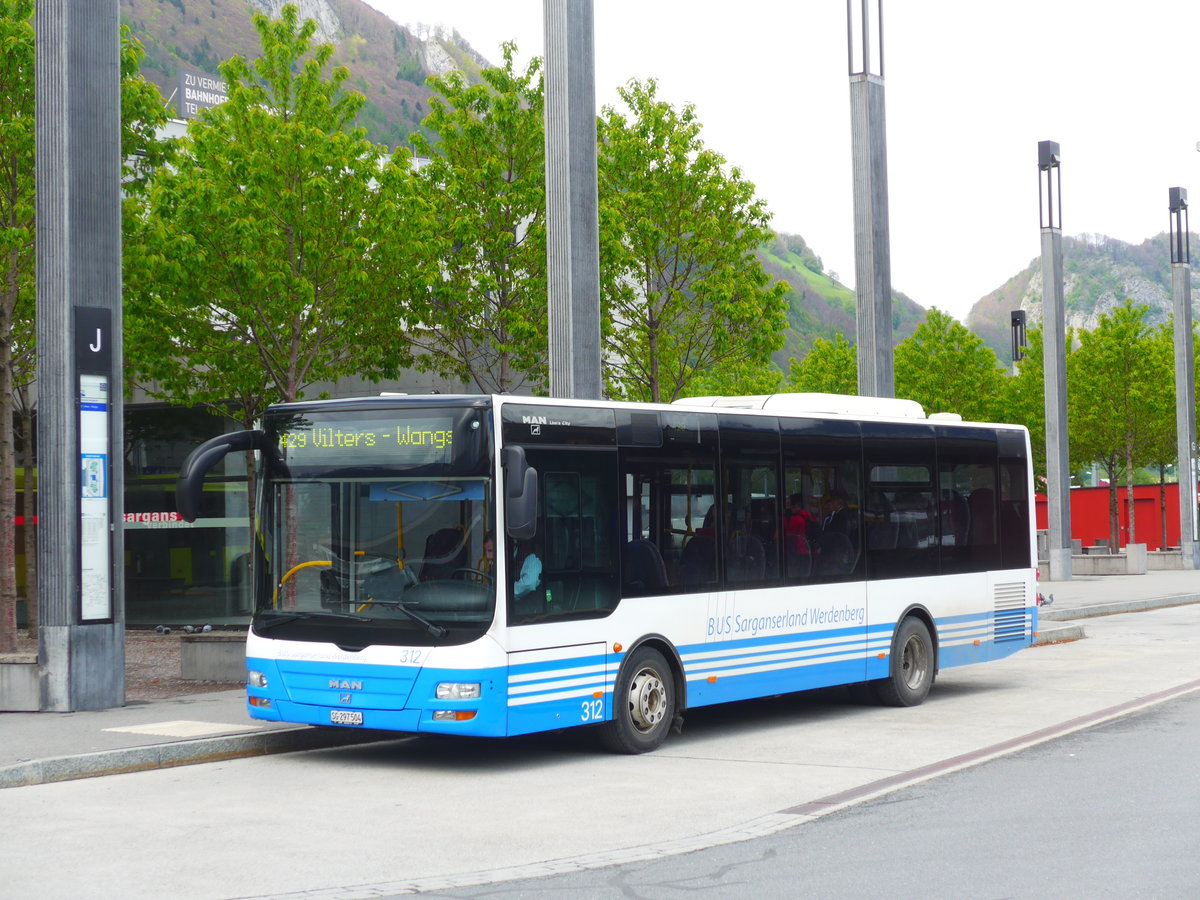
top-left (1034, 621), bottom-right (1085, 645)
top-left (0, 726), bottom-right (396, 790)
top-left (1040, 593), bottom-right (1200, 622)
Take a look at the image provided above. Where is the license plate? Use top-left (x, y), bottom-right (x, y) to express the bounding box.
top-left (330, 709), bottom-right (363, 726)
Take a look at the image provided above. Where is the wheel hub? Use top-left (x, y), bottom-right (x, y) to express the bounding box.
top-left (629, 668), bottom-right (666, 732)
top-left (901, 635), bottom-right (929, 689)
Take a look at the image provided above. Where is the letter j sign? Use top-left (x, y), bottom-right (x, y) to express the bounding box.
top-left (74, 306), bottom-right (112, 374)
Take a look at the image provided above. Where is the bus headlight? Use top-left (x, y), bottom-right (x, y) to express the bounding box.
top-left (436, 682), bottom-right (481, 700)
top-left (248, 670), bottom-right (268, 689)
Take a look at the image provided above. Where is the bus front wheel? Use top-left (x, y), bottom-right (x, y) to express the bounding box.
top-left (600, 646), bottom-right (675, 754)
top-left (873, 617), bottom-right (934, 707)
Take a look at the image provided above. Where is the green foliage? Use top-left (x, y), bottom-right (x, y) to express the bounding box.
top-left (785, 334), bottom-right (857, 395)
top-left (125, 3), bottom-right (414, 418)
top-left (0, 0), bottom-right (35, 652)
top-left (598, 79), bottom-right (788, 402)
top-left (406, 43), bottom-right (547, 394)
top-left (893, 308), bottom-right (1007, 421)
top-left (687, 359), bottom-right (785, 399)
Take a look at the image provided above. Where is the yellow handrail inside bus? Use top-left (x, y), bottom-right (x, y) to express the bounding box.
top-left (273, 560), bottom-right (332, 605)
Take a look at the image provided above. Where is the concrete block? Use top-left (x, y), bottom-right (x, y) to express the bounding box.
top-left (0, 657), bottom-right (40, 711)
top-left (1149, 550), bottom-right (1184, 570)
top-left (1071, 545), bottom-right (1148, 576)
top-left (180, 634), bottom-right (245, 682)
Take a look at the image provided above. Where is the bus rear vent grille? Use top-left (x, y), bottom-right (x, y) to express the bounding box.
top-left (993, 582), bottom-right (1029, 643)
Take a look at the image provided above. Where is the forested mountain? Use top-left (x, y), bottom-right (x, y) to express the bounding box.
top-left (122, 0), bottom-right (489, 148)
top-left (759, 234), bottom-right (925, 367)
top-left (966, 232), bottom-right (1200, 364)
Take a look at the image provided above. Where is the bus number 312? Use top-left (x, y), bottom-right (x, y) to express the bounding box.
top-left (581, 698), bottom-right (605, 722)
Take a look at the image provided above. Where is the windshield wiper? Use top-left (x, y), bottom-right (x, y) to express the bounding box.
top-left (359, 599), bottom-right (447, 639)
top-left (256, 610), bottom-right (373, 632)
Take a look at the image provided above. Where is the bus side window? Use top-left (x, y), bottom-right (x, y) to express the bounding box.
top-left (618, 461), bottom-right (717, 596)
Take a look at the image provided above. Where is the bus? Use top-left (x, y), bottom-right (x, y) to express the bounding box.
top-left (176, 392), bottom-right (1037, 753)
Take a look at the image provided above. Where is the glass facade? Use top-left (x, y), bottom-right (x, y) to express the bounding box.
top-left (124, 405), bottom-right (251, 626)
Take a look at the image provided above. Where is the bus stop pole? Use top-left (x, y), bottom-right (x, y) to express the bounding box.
top-left (34, 0), bottom-right (125, 710)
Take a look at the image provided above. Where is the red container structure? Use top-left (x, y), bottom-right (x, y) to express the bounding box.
top-left (1035, 482), bottom-right (1200, 551)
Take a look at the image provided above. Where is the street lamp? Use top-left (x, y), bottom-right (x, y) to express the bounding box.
top-left (1010, 310), bottom-right (1027, 365)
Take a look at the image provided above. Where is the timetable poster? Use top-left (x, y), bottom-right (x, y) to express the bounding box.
top-left (79, 373), bottom-right (111, 621)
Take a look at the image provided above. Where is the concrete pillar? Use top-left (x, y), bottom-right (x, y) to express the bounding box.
top-left (543, 0), bottom-right (602, 400)
top-left (1168, 188), bottom-right (1198, 568)
top-left (1038, 141), bottom-right (1071, 581)
top-left (35, 0), bottom-right (125, 709)
top-left (847, 0), bottom-right (894, 398)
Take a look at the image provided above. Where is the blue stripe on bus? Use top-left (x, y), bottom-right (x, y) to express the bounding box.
top-left (245, 605), bottom-right (1033, 739)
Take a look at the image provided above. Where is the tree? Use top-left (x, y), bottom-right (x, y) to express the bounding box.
top-left (597, 79), bottom-right (788, 403)
top-left (1068, 301), bottom-right (1170, 547)
top-left (125, 5), bottom-right (422, 570)
top-left (126, 4), bottom-right (415, 420)
top-left (786, 333), bottom-right (857, 395)
top-left (1144, 322), bottom-right (1183, 546)
top-left (0, 0), bottom-right (34, 652)
top-left (405, 43), bottom-right (548, 394)
top-left (893, 308), bottom-right (1007, 421)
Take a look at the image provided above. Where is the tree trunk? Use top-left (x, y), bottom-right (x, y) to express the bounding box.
top-left (0, 318), bottom-right (17, 653)
top-left (1159, 468), bottom-right (1167, 552)
top-left (18, 395), bottom-right (37, 640)
top-left (1125, 446), bottom-right (1136, 547)
top-left (1108, 475), bottom-right (1119, 551)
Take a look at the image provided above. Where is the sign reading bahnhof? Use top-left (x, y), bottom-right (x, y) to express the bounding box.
top-left (178, 66), bottom-right (228, 118)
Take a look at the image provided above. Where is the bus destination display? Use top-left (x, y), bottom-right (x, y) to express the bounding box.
top-left (278, 416), bottom-right (454, 466)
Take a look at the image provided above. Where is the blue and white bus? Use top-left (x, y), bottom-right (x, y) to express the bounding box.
top-left (176, 392), bottom-right (1037, 753)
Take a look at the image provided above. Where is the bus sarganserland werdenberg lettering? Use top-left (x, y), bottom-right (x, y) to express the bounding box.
top-left (176, 393), bottom-right (1037, 753)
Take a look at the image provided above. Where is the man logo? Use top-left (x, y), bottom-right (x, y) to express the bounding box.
top-left (329, 679), bottom-right (363, 691)
top-left (521, 415), bottom-right (548, 425)
top-left (340, 694), bottom-right (353, 705)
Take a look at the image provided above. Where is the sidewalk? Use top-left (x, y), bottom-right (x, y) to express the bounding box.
top-left (1036, 567), bottom-right (1200, 642)
top-left (2, 568), bottom-right (1197, 790)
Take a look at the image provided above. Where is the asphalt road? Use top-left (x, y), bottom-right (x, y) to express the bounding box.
top-left (1, 604), bottom-right (1198, 900)
top-left (417, 687), bottom-right (1200, 899)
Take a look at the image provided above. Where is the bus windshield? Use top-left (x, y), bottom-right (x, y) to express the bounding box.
top-left (255, 404), bottom-right (494, 646)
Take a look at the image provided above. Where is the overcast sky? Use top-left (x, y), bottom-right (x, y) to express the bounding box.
top-left (365, 1), bottom-right (1200, 323)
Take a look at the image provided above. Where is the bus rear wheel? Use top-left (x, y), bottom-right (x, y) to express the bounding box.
top-left (873, 617), bottom-right (934, 707)
top-left (600, 646), bottom-right (675, 754)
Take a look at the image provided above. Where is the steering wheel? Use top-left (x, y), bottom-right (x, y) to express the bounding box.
top-left (454, 567), bottom-right (493, 584)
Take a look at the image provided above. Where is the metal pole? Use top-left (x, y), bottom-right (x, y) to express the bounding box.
top-left (848, 0), bottom-right (894, 398)
top-left (35, 0), bottom-right (124, 710)
top-left (1038, 141), bottom-right (1071, 581)
top-left (544, 0), bottom-right (602, 400)
top-left (1169, 188), bottom-right (1198, 568)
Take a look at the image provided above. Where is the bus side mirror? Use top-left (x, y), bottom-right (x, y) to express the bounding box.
top-left (176, 430), bottom-right (271, 523)
top-left (503, 445), bottom-right (538, 541)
